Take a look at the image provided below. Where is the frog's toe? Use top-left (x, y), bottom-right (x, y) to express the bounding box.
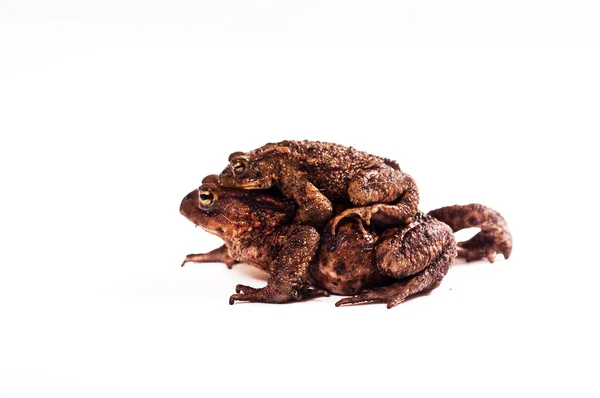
top-left (329, 208), bottom-right (372, 236)
top-left (229, 285), bottom-right (263, 304)
top-left (386, 296), bottom-right (406, 309)
top-left (235, 284), bottom-right (258, 294)
top-left (229, 294), bottom-right (240, 305)
top-left (229, 285), bottom-right (297, 305)
top-left (335, 283), bottom-right (413, 308)
top-left (180, 253), bottom-right (198, 267)
top-left (335, 290), bottom-right (387, 307)
top-left (303, 288), bottom-right (330, 299)
top-left (457, 229), bottom-right (512, 263)
top-left (457, 235), bottom-right (511, 263)
top-left (457, 246), bottom-right (497, 263)
top-left (229, 291), bottom-right (261, 305)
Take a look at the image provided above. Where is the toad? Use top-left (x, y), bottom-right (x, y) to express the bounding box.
top-left (180, 176), bottom-right (512, 307)
top-left (180, 175), bottom-right (328, 304)
top-left (218, 140), bottom-right (419, 230)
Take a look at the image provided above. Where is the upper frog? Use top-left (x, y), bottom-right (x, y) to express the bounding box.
top-left (218, 140), bottom-right (419, 229)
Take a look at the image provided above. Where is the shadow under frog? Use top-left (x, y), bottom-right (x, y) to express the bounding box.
top-left (180, 175), bottom-right (512, 308)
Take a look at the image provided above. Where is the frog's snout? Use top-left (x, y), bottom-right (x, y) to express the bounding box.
top-left (180, 190), bottom-right (198, 219)
top-left (218, 167), bottom-right (233, 186)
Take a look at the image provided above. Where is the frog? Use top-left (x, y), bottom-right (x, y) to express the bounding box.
top-left (180, 175), bottom-right (328, 304)
top-left (180, 175), bottom-right (512, 307)
top-left (218, 140), bottom-right (419, 230)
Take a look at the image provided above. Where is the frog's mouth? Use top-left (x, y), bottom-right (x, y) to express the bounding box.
top-left (230, 180), bottom-right (270, 189)
top-left (182, 210), bottom-right (227, 237)
top-left (218, 168), bottom-right (273, 190)
top-left (220, 178), bottom-right (272, 190)
top-left (197, 225), bottom-right (224, 236)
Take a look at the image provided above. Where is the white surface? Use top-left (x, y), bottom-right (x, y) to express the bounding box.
top-left (1, 1), bottom-right (599, 397)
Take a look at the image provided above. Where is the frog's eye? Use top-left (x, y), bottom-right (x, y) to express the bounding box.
top-left (231, 158), bottom-right (247, 176)
top-left (198, 190), bottom-right (216, 209)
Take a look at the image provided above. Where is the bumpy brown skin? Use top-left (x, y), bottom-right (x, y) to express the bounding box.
top-left (317, 213), bottom-right (457, 308)
top-left (316, 204), bottom-right (513, 307)
top-left (218, 140), bottom-right (419, 229)
top-left (428, 204), bottom-right (512, 263)
top-left (180, 175), bottom-right (328, 304)
top-left (180, 177), bottom-right (512, 307)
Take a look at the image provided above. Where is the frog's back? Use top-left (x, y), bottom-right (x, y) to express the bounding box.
top-left (254, 140), bottom-right (399, 199)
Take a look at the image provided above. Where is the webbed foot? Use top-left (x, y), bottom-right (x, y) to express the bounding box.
top-left (229, 285), bottom-right (329, 305)
top-left (235, 284), bottom-right (259, 294)
top-left (329, 203), bottom-right (417, 235)
top-left (457, 231), bottom-right (512, 263)
top-left (329, 205), bottom-right (382, 235)
top-left (335, 285), bottom-right (408, 309)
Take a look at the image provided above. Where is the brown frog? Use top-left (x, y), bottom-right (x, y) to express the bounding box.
top-left (180, 176), bottom-right (512, 307)
top-left (323, 204), bottom-right (512, 307)
top-left (218, 140), bottom-right (419, 230)
top-left (180, 175), bottom-right (327, 304)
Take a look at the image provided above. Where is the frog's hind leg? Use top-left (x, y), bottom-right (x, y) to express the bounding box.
top-left (348, 168), bottom-right (418, 207)
top-left (335, 238), bottom-right (456, 309)
top-left (335, 216), bottom-right (457, 308)
top-left (330, 170), bottom-right (419, 234)
top-left (428, 204), bottom-right (512, 263)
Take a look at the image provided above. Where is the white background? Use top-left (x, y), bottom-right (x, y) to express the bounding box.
top-left (1, 1), bottom-right (599, 397)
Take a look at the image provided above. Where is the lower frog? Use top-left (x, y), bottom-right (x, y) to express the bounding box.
top-left (318, 206), bottom-right (511, 308)
top-left (180, 175), bottom-right (512, 307)
top-left (315, 213), bottom-right (457, 308)
top-left (181, 175), bottom-right (327, 304)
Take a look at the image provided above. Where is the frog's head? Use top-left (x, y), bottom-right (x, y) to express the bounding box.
top-left (180, 175), bottom-right (295, 240)
top-left (218, 146), bottom-right (291, 189)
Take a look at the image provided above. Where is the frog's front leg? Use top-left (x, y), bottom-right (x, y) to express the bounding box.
top-left (180, 244), bottom-right (238, 269)
top-left (336, 216), bottom-right (456, 308)
top-left (229, 225), bottom-right (329, 305)
top-left (330, 171), bottom-right (419, 234)
top-left (278, 176), bottom-right (333, 229)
